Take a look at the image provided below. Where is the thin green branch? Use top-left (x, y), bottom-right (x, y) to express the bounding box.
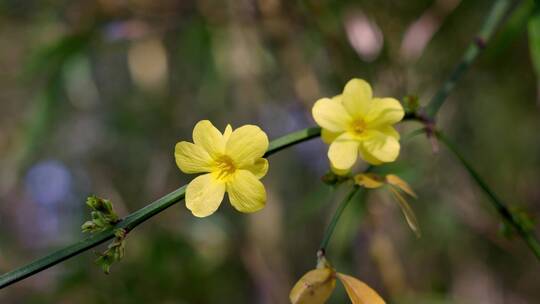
top-left (424, 0), bottom-right (513, 118)
top-left (0, 186), bottom-right (187, 289)
top-left (319, 186), bottom-right (362, 253)
top-left (265, 127), bottom-right (321, 156)
top-left (0, 127), bottom-right (322, 289)
top-left (436, 131), bottom-right (540, 260)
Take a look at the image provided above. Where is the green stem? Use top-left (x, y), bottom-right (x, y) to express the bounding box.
top-left (265, 127), bottom-right (321, 157)
top-left (424, 0), bottom-right (513, 118)
top-left (436, 131), bottom-right (540, 260)
top-left (319, 186), bottom-right (361, 253)
top-left (0, 127), bottom-right (322, 289)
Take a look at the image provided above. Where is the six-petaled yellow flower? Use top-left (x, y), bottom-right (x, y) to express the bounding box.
top-left (312, 78), bottom-right (404, 172)
top-left (175, 120), bottom-right (269, 217)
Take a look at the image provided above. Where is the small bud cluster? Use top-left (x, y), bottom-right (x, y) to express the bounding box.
top-left (81, 196), bottom-right (120, 233)
top-left (81, 195), bottom-right (127, 274)
top-left (96, 228), bottom-right (128, 274)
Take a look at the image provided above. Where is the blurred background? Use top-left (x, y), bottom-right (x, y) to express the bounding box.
top-left (0, 0), bottom-right (539, 303)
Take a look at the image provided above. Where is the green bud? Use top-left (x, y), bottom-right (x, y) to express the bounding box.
top-left (93, 228), bottom-right (128, 274)
top-left (403, 95), bottom-right (419, 113)
top-left (82, 195), bottom-right (120, 234)
top-left (81, 221), bottom-right (97, 233)
top-left (86, 195), bottom-right (115, 214)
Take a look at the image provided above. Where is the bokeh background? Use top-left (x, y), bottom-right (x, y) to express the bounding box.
top-left (1, 0), bottom-right (539, 303)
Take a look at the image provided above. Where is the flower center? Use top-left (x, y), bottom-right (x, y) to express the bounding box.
top-left (351, 119), bottom-right (366, 135)
top-left (214, 155), bottom-right (237, 180)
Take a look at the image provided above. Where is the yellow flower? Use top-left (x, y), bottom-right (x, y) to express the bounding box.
top-left (174, 120), bottom-right (269, 217)
top-left (312, 78), bottom-right (404, 172)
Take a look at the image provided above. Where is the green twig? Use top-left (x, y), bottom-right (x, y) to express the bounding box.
top-left (436, 131), bottom-right (540, 260)
top-left (319, 186), bottom-right (362, 253)
top-left (0, 186), bottom-right (186, 289)
top-left (0, 127), bottom-right (322, 289)
top-left (265, 127), bottom-right (321, 156)
top-left (424, 0), bottom-right (513, 118)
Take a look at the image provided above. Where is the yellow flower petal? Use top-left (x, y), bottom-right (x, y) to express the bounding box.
top-left (193, 120), bottom-right (226, 158)
top-left (223, 124), bottom-right (233, 142)
top-left (330, 163), bottom-right (350, 176)
top-left (336, 273), bottom-right (386, 304)
top-left (328, 133), bottom-right (359, 171)
top-left (365, 98), bottom-right (404, 128)
top-left (226, 125), bottom-right (269, 167)
top-left (245, 158), bottom-right (268, 178)
top-left (321, 128), bottom-right (341, 144)
top-left (354, 173), bottom-right (384, 189)
top-left (312, 97), bottom-right (352, 133)
top-left (174, 141), bottom-right (214, 174)
top-left (226, 170), bottom-right (266, 213)
top-left (342, 78), bottom-right (373, 118)
top-left (358, 144), bottom-right (383, 165)
top-left (289, 268), bottom-right (336, 304)
top-left (360, 131), bottom-right (400, 163)
top-left (185, 173), bottom-right (226, 217)
top-left (379, 125), bottom-right (400, 140)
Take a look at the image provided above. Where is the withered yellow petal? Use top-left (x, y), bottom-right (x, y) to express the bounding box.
top-left (354, 173), bottom-right (384, 189)
top-left (226, 170), bottom-right (266, 213)
top-left (336, 273), bottom-right (386, 304)
top-left (386, 174), bottom-right (417, 198)
top-left (185, 173), bottom-right (225, 217)
top-left (290, 268), bottom-right (336, 304)
top-left (174, 141), bottom-right (214, 174)
top-left (226, 125), bottom-right (269, 167)
top-left (342, 78), bottom-right (373, 118)
top-left (312, 97), bottom-right (352, 133)
top-left (365, 98), bottom-right (404, 128)
top-left (388, 187), bottom-right (421, 237)
top-left (193, 120), bottom-right (226, 158)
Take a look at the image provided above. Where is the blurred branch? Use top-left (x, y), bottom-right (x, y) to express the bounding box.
top-left (423, 0), bottom-right (514, 118)
top-left (436, 130), bottom-right (540, 260)
top-left (319, 186), bottom-right (362, 254)
top-left (0, 127), bottom-right (323, 289)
